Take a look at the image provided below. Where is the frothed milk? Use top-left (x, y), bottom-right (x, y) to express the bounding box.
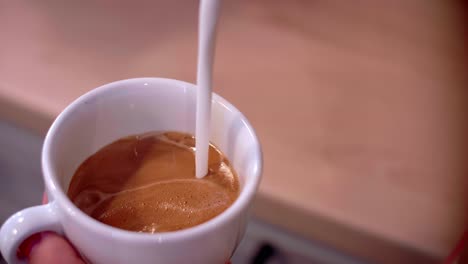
top-left (67, 131), bottom-right (239, 233)
top-left (196, 0), bottom-right (222, 178)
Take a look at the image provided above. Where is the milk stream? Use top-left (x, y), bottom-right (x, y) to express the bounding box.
top-left (195, 0), bottom-right (222, 178)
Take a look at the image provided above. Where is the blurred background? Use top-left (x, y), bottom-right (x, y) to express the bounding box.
top-left (0, 0), bottom-right (467, 263)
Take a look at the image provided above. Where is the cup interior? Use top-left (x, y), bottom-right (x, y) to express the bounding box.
top-left (43, 78), bottom-right (262, 230)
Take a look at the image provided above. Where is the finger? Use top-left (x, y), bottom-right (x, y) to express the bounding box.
top-left (42, 192), bottom-right (48, 204)
top-left (28, 232), bottom-right (85, 264)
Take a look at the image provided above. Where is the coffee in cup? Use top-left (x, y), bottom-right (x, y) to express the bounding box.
top-left (67, 131), bottom-right (239, 233)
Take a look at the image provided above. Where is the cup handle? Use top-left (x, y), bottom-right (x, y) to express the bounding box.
top-left (0, 202), bottom-right (62, 264)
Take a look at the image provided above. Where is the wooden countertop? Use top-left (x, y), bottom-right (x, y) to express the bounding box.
top-left (1, 1), bottom-right (466, 263)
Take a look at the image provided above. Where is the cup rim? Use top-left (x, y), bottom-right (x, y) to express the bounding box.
top-left (41, 77), bottom-right (263, 242)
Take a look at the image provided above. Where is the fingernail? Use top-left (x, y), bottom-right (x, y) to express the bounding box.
top-left (16, 232), bottom-right (44, 259)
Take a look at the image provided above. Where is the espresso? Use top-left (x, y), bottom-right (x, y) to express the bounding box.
top-left (67, 131), bottom-right (239, 233)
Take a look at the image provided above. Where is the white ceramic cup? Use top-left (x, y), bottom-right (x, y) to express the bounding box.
top-left (0, 78), bottom-right (263, 264)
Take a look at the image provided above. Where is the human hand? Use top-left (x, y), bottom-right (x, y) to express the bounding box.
top-left (16, 193), bottom-right (85, 263)
top-left (17, 231), bottom-right (85, 264)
